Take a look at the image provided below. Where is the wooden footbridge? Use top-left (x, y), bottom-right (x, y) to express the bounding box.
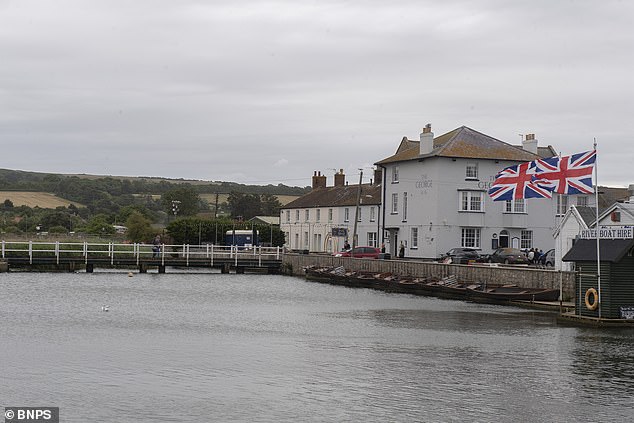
top-left (0, 241), bottom-right (283, 273)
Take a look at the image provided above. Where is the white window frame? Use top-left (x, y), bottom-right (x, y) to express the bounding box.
top-left (356, 207), bottom-right (362, 222)
top-left (285, 210), bottom-right (290, 222)
top-left (391, 193), bottom-right (398, 214)
top-left (577, 196), bottom-right (588, 207)
top-left (411, 227), bottom-right (418, 249)
top-left (344, 208), bottom-right (350, 222)
top-left (466, 163), bottom-right (478, 180)
top-left (521, 230), bottom-right (533, 249)
top-left (370, 207), bottom-right (376, 222)
top-left (316, 209), bottom-right (321, 222)
top-left (367, 232), bottom-right (378, 248)
top-left (392, 166), bottom-right (399, 183)
top-left (460, 191), bottom-right (483, 212)
top-left (305, 209), bottom-right (310, 222)
top-left (328, 208), bottom-right (333, 222)
top-left (402, 192), bottom-right (408, 222)
top-left (295, 210), bottom-right (300, 222)
top-left (505, 199), bottom-right (525, 213)
top-left (557, 196), bottom-right (569, 216)
top-left (461, 227), bottom-right (481, 248)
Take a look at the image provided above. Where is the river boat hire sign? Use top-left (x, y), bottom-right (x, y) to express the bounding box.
top-left (579, 226), bottom-right (633, 240)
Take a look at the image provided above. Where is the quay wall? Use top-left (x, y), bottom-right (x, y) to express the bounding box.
top-left (282, 253), bottom-right (575, 300)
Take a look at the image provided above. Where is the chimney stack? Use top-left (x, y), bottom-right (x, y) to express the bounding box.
top-left (373, 167), bottom-right (382, 186)
top-left (420, 123), bottom-right (434, 155)
top-left (311, 171), bottom-right (327, 190)
top-left (334, 169), bottom-right (346, 187)
top-left (522, 133), bottom-right (538, 155)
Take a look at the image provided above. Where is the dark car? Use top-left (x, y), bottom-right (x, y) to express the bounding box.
top-left (486, 248), bottom-right (529, 265)
top-left (540, 249), bottom-right (555, 267)
top-left (334, 246), bottom-right (381, 259)
top-left (440, 248), bottom-right (481, 264)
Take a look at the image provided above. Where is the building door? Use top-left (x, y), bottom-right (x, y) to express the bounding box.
top-left (499, 230), bottom-right (509, 248)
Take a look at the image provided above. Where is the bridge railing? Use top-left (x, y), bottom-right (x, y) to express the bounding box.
top-left (0, 240), bottom-right (281, 266)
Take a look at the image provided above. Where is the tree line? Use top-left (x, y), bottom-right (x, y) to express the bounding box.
top-left (0, 169), bottom-right (307, 246)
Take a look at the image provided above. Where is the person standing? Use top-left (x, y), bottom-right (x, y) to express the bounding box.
top-left (398, 242), bottom-right (405, 258)
top-left (152, 235), bottom-right (161, 258)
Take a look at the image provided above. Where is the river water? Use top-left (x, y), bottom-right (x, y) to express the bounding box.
top-left (1, 271), bottom-right (632, 422)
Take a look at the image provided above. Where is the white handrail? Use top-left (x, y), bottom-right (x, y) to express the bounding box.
top-left (0, 240), bottom-right (282, 267)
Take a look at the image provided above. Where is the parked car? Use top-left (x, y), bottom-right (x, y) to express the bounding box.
top-left (334, 246), bottom-right (381, 259)
top-left (439, 248), bottom-right (481, 264)
top-left (541, 248), bottom-right (555, 267)
top-left (486, 248), bottom-right (529, 265)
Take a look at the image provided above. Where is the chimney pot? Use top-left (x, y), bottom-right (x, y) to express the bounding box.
top-left (420, 123), bottom-right (434, 154)
top-left (334, 169), bottom-right (346, 187)
top-left (522, 133), bottom-right (538, 154)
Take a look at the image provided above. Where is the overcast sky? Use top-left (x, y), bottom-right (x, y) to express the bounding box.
top-left (1, 0), bottom-right (633, 188)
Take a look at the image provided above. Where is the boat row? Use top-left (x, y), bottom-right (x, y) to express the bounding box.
top-left (304, 265), bottom-right (560, 304)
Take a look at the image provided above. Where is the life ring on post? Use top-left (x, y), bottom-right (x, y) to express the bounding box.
top-left (584, 287), bottom-right (599, 311)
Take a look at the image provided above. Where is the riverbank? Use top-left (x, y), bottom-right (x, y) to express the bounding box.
top-left (282, 253), bottom-right (576, 300)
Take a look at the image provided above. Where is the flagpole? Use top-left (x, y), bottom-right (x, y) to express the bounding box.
top-left (593, 138), bottom-right (601, 319)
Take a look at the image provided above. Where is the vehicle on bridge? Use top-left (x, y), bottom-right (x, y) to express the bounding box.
top-left (225, 230), bottom-right (259, 248)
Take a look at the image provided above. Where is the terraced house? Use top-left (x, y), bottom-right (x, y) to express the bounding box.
top-left (375, 125), bottom-right (564, 259)
top-left (280, 170), bottom-right (381, 253)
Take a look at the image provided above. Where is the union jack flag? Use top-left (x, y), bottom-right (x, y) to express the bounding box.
top-left (487, 161), bottom-right (554, 201)
top-left (532, 150), bottom-right (596, 195)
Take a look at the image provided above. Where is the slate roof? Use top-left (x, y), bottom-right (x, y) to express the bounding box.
top-left (283, 183), bottom-right (381, 209)
top-left (562, 238), bottom-right (634, 262)
top-left (598, 186), bottom-right (630, 210)
top-left (376, 126), bottom-right (550, 165)
top-left (576, 206), bottom-right (597, 226)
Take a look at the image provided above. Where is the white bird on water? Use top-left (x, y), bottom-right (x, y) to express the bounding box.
top-left (101, 305), bottom-right (109, 312)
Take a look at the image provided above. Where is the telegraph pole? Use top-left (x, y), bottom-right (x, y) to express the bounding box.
top-left (351, 169), bottom-right (363, 256)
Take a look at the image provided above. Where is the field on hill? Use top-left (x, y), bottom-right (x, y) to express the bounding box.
top-left (0, 192), bottom-right (83, 208)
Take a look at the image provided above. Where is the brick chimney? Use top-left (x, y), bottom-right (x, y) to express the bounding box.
top-left (312, 171), bottom-right (327, 190)
top-left (420, 123), bottom-right (434, 155)
top-left (373, 167), bottom-right (382, 186)
top-left (334, 169), bottom-right (345, 187)
top-left (522, 133), bottom-right (538, 154)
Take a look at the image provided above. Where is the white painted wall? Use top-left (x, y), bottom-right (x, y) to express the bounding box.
top-left (382, 157), bottom-right (558, 259)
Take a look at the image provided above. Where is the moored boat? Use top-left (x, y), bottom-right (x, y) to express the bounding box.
top-left (466, 284), bottom-right (560, 302)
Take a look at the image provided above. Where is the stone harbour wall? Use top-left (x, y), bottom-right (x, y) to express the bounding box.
top-left (282, 253), bottom-right (575, 300)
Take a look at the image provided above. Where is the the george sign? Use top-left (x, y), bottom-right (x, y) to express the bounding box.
top-left (579, 226), bottom-right (633, 240)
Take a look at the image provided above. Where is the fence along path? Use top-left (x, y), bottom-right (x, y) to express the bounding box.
top-left (0, 240), bottom-right (282, 273)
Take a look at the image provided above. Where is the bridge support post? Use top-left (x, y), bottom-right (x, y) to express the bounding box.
top-left (139, 264), bottom-right (148, 273)
top-left (158, 265), bottom-right (166, 274)
top-left (0, 260), bottom-right (8, 273)
top-left (221, 264), bottom-right (230, 274)
top-left (86, 263), bottom-right (94, 273)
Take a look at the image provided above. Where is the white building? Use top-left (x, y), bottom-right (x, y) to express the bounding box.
top-left (553, 185), bottom-right (633, 270)
top-left (280, 170), bottom-right (382, 253)
top-left (375, 125), bottom-right (561, 259)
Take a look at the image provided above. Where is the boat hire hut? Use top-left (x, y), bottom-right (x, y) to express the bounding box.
top-left (563, 226), bottom-right (634, 320)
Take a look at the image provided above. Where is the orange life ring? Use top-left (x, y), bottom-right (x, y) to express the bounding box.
top-left (584, 287), bottom-right (599, 311)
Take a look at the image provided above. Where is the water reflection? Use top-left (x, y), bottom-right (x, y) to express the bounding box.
top-left (0, 272), bottom-right (633, 422)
